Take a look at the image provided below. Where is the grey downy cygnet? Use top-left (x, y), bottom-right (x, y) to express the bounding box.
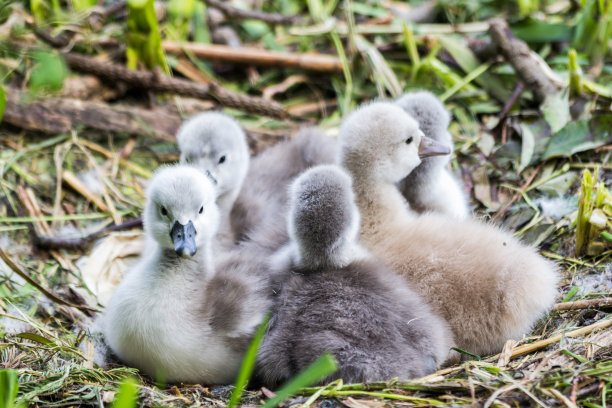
top-left (103, 165), bottom-right (269, 384)
top-left (338, 102), bottom-right (559, 357)
top-left (231, 127), bottom-right (337, 242)
top-left (395, 91), bottom-right (469, 219)
top-left (255, 165), bottom-right (454, 387)
top-left (177, 112), bottom-right (250, 245)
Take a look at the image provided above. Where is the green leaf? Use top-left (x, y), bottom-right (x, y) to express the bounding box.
top-left (0, 369), bottom-right (19, 408)
top-left (541, 92), bottom-right (570, 134)
top-left (15, 332), bottom-right (55, 347)
top-left (561, 349), bottom-right (589, 363)
top-left (0, 84), bottom-right (5, 124)
top-left (519, 123), bottom-right (535, 172)
top-left (28, 50), bottom-right (69, 94)
top-left (262, 353), bottom-right (338, 408)
top-left (543, 115), bottom-right (612, 160)
top-left (111, 378), bottom-right (139, 408)
top-left (450, 347), bottom-right (481, 361)
top-left (510, 19), bottom-right (572, 43)
top-left (437, 35), bottom-right (510, 102)
top-left (561, 285), bottom-right (579, 302)
top-left (227, 314), bottom-right (270, 408)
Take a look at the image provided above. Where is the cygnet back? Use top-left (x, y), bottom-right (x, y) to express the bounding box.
top-left (255, 165), bottom-right (454, 387)
top-left (230, 128), bottom-right (337, 242)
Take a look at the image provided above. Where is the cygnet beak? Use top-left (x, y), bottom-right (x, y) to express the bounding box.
top-left (205, 170), bottom-right (218, 186)
top-left (418, 135), bottom-right (451, 159)
top-left (170, 220), bottom-right (197, 257)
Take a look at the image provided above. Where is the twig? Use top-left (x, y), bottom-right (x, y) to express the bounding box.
top-left (0, 248), bottom-right (97, 313)
top-left (33, 218), bottom-right (142, 251)
top-left (162, 41), bottom-right (343, 73)
top-left (65, 52), bottom-right (289, 118)
top-left (62, 171), bottom-right (109, 213)
top-left (203, 0), bottom-right (301, 24)
top-left (499, 82), bottom-right (524, 119)
top-left (3, 87), bottom-right (181, 140)
top-left (492, 163), bottom-right (543, 221)
top-left (488, 19), bottom-right (563, 103)
top-left (504, 319), bottom-right (612, 359)
top-left (553, 298), bottom-right (612, 312)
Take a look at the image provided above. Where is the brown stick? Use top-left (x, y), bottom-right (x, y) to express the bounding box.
top-left (163, 41), bottom-right (343, 73)
top-left (0, 248), bottom-right (97, 313)
top-left (65, 52), bottom-right (288, 117)
top-left (488, 19), bottom-right (562, 103)
top-left (553, 298), bottom-right (612, 312)
top-left (3, 87), bottom-right (181, 140)
top-left (61, 171), bottom-right (110, 212)
top-left (203, 0), bottom-right (301, 24)
top-left (33, 218), bottom-right (143, 250)
top-left (506, 319), bottom-right (612, 359)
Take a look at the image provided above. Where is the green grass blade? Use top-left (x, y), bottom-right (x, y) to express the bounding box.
top-left (111, 377), bottom-right (139, 408)
top-left (262, 353), bottom-right (338, 408)
top-left (0, 369), bottom-right (19, 408)
top-left (227, 314), bottom-right (270, 408)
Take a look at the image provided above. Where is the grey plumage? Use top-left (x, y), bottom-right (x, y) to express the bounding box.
top-left (256, 165), bottom-right (454, 387)
top-left (231, 128), bottom-right (337, 242)
top-left (395, 91), bottom-right (469, 218)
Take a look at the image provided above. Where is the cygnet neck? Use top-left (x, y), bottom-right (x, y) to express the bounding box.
top-left (157, 240), bottom-right (215, 280)
top-left (348, 170), bottom-right (413, 237)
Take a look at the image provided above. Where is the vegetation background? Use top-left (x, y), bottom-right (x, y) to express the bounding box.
top-left (0, 0), bottom-right (611, 406)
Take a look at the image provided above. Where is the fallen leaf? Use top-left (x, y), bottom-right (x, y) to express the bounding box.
top-left (80, 231), bottom-right (144, 306)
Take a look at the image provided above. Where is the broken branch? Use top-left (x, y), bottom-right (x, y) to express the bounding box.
top-left (488, 18), bottom-right (563, 103)
top-left (3, 87), bottom-right (181, 140)
top-left (162, 41), bottom-right (343, 73)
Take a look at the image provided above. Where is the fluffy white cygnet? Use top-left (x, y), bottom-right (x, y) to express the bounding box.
top-left (338, 102), bottom-right (559, 357)
top-left (103, 165), bottom-right (269, 384)
top-left (395, 91), bottom-right (469, 218)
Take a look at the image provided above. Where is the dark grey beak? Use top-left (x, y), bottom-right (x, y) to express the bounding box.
top-left (205, 170), bottom-right (218, 185)
top-left (418, 135), bottom-right (451, 159)
top-left (170, 220), bottom-right (197, 257)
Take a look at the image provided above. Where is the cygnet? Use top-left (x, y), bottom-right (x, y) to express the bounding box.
top-left (338, 102), bottom-right (559, 357)
top-left (255, 165), bottom-right (454, 387)
top-left (103, 165), bottom-right (269, 384)
top-left (230, 127), bottom-right (337, 241)
top-left (177, 112), bottom-right (249, 244)
top-left (395, 91), bottom-right (469, 218)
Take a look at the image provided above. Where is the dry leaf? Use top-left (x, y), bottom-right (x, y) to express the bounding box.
top-left (80, 231), bottom-right (144, 306)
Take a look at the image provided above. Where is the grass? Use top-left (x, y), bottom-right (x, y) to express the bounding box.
top-left (0, 0), bottom-right (611, 406)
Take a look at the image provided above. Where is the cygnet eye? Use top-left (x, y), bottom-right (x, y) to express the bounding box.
top-left (218, 155), bottom-right (226, 164)
top-left (199, 205), bottom-right (204, 214)
top-left (405, 136), bottom-right (414, 144)
top-left (160, 206), bottom-right (168, 216)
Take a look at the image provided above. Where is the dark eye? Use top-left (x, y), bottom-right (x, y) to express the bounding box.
top-left (160, 206), bottom-right (168, 216)
top-left (405, 136), bottom-right (413, 144)
top-left (199, 205), bottom-right (204, 214)
top-left (218, 155), bottom-right (226, 164)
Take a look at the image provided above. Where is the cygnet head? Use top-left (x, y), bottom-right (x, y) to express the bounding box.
top-left (177, 112), bottom-right (249, 200)
top-left (288, 165), bottom-right (360, 269)
top-left (143, 165), bottom-right (220, 257)
top-left (395, 91), bottom-right (451, 142)
top-left (338, 102), bottom-right (450, 183)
